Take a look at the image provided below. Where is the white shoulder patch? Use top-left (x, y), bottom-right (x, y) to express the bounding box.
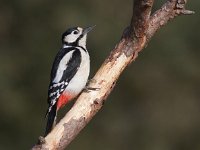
top-left (53, 50), bottom-right (75, 83)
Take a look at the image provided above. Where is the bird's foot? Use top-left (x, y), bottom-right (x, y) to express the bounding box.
top-left (37, 136), bottom-right (46, 144)
top-left (84, 79), bottom-right (100, 92)
top-left (83, 86), bottom-right (100, 93)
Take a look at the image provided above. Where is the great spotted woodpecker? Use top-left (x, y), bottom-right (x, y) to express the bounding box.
top-left (45, 26), bottom-right (95, 135)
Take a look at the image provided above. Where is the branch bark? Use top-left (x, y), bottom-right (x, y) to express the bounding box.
top-left (32, 0), bottom-right (193, 149)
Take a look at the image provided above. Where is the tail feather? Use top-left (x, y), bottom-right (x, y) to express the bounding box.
top-left (45, 104), bottom-right (57, 136)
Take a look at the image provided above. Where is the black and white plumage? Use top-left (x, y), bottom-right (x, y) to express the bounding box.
top-left (45, 26), bottom-right (94, 135)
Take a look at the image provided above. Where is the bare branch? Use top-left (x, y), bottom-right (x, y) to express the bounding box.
top-left (32, 0), bottom-right (193, 149)
top-left (147, 0), bottom-right (194, 40)
top-left (130, 0), bottom-right (154, 38)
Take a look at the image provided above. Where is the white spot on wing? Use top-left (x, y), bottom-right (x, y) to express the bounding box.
top-left (48, 98), bottom-right (57, 113)
top-left (49, 81), bottom-right (67, 90)
top-left (49, 89), bottom-right (59, 97)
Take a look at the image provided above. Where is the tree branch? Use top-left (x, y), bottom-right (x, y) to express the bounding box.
top-left (32, 0), bottom-right (193, 149)
top-left (147, 0), bottom-right (194, 40)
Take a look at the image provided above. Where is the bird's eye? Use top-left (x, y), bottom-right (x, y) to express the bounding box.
top-left (73, 30), bottom-right (79, 34)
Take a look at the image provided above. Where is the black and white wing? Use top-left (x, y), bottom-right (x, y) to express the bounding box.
top-left (47, 47), bottom-right (81, 111)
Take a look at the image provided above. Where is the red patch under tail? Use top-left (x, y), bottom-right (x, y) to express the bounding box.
top-left (57, 93), bottom-right (72, 110)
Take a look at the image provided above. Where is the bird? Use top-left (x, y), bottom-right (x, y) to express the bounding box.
top-left (45, 26), bottom-right (95, 135)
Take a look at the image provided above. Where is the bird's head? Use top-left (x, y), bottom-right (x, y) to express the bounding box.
top-left (62, 26), bottom-right (95, 48)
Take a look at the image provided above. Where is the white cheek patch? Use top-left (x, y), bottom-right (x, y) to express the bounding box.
top-left (78, 35), bottom-right (87, 48)
top-left (64, 34), bottom-right (77, 43)
top-left (64, 31), bottom-right (82, 43)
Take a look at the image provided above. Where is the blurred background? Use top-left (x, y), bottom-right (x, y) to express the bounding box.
top-left (0, 0), bottom-right (199, 150)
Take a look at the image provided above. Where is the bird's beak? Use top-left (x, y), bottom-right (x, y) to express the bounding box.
top-left (83, 25), bottom-right (96, 35)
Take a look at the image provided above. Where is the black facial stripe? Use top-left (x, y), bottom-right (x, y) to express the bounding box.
top-left (64, 41), bottom-right (77, 47)
top-left (76, 33), bottom-right (84, 44)
top-left (77, 46), bottom-right (87, 52)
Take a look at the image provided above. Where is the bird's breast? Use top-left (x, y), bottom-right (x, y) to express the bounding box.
top-left (65, 49), bottom-right (90, 97)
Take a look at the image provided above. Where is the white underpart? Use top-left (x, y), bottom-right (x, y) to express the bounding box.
top-left (65, 47), bottom-right (90, 98)
top-left (53, 50), bottom-right (75, 83)
top-left (78, 35), bottom-right (87, 49)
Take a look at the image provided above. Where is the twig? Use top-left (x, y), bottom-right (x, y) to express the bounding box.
top-left (147, 0), bottom-right (194, 40)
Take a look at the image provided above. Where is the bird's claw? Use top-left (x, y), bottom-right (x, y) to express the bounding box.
top-left (83, 86), bottom-right (100, 93)
top-left (37, 136), bottom-right (46, 144)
